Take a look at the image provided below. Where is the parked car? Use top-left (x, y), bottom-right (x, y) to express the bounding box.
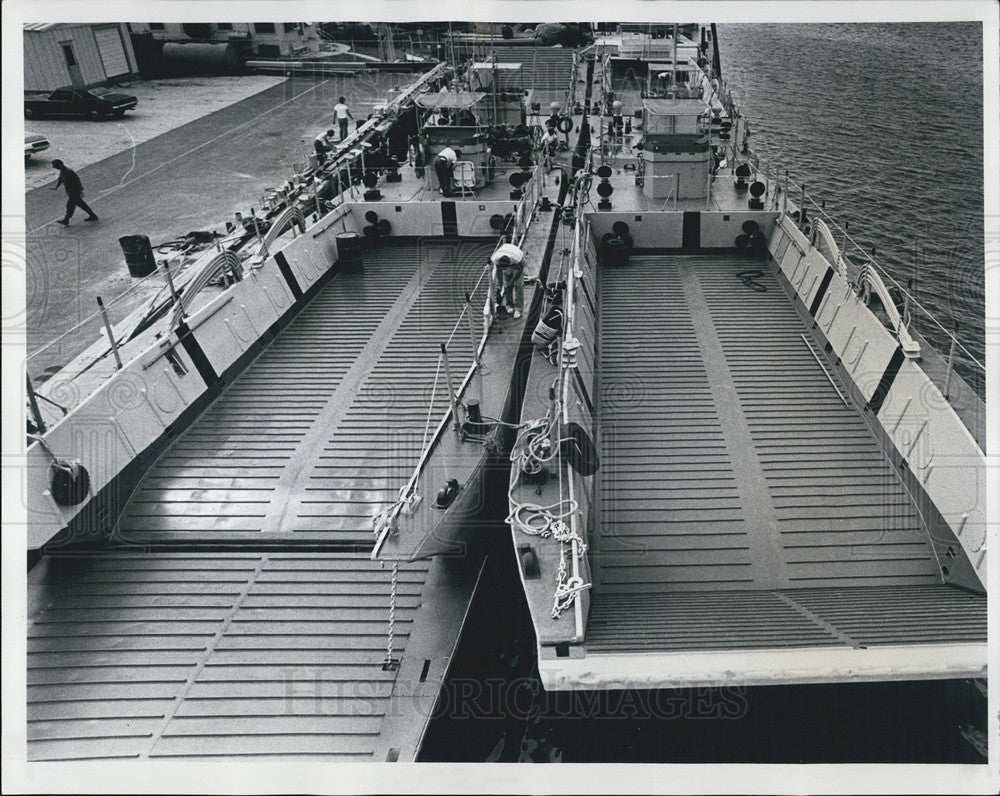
top-left (24, 134), bottom-right (50, 160)
top-left (24, 87), bottom-right (138, 121)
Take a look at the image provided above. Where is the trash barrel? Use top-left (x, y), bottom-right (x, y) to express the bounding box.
top-left (119, 235), bottom-right (157, 278)
top-left (336, 232), bottom-right (363, 274)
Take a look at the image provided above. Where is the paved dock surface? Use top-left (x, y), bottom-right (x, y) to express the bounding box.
top-left (24, 73), bottom-right (401, 377)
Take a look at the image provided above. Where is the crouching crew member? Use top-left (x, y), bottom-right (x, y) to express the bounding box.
top-left (434, 146), bottom-right (461, 196)
top-left (490, 242), bottom-right (526, 319)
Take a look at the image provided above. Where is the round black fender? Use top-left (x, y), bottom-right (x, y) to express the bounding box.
top-left (557, 116), bottom-right (573, 134)
top-left (365, 210), bottom-right (380, 224)
top-left (50, 459), bottom-right (90, 506)
top-left (490, 213), bottom-right (507, 231)
top-left (560, 422), bottom-right (600, 477)
top-left (741, 219), bottom-right (760, 235)
top-left (375, 219), bottom-right (392, 237)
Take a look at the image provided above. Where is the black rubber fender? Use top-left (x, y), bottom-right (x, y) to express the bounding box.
top-left (49, 459), bottom-right (90, 506)
top-left (561, 421), bottom-right (600, 477)
top-left (557, 116), bottom-right (573, 134)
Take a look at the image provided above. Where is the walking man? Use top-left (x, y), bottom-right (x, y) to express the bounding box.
top-left (334, 97), bottom-right (353, 141)
top-left (51, 160), bottom-right (97, 225)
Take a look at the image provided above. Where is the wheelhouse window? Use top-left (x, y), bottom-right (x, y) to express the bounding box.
top-left (253, 23), bottom-right (276, 34)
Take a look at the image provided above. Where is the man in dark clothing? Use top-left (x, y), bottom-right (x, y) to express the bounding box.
top-left (50, 160), bottom-right (97, 225)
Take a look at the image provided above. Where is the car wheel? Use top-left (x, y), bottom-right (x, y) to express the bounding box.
top-left (25, 108), bottom-right (33, 119)
top-left (89, 109), bottom-right (102, 121)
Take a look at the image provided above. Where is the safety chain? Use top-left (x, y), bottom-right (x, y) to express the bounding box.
top-left (383, 562), bottom-right (399, 671)
top-left (549, 519), bottom-right (591, 619)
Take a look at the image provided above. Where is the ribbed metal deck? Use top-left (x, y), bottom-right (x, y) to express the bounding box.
top-left (27, 241), bottom-right (490, 760)
top-left (27, 551), bottom-right (477, 761)
top-left (117, 240), bottom-right (490, 545)
top-left (589, 254), bottom-right (985, 650)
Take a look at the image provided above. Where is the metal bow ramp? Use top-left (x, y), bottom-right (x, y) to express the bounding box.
top-left (587, 255), bottom-right (985, 656)
top-left (27, 240), bottom-right (492, 761)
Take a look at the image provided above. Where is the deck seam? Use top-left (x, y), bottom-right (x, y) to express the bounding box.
top-left (680, 259), bottom-right (789, 589)
top-left (142, 554), bottom-right (270, 758)
top-left (772, 590), bottom-right (860, 648)
top-left (262, 257), bottom-right (432, 536)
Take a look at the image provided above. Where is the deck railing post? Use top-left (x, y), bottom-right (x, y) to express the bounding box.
top-left (162, 259), bottom-right (180, 306)
top-left (440, 343), bottom-right (462, 429)
top-left (97, 296), bottom-right (123, 370)
top-left (799, 183), bottom-right (806, 228)
top-left (26, 374), bottom-right (47, 434)
top-left (904, 278), bottom-right (913, 326)
top-left (944, 321), bottom-right (959, 399)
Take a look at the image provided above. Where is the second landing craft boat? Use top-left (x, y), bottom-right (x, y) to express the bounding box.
top-left (506, 25), bottom-right (987, 691)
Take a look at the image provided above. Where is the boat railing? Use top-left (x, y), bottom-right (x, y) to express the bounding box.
top-left (721, 136), bottom-right (985, 404)
top-left (23, 228), bottom-right (250, 413)
top-left (372, 160), bottom-right (547, 555)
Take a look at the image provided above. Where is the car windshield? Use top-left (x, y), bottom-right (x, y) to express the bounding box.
top-left (89, 87), bottom-right (109, 96)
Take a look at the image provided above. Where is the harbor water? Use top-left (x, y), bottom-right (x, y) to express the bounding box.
top-left (420, 23), bottom-right (986, 763)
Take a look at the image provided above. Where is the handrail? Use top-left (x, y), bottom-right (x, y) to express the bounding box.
top-left (26, 64), bottom-right (452, 402)
top-left (719, 128), bottom-right (984, 380)
top-left (372, 159), bottom-right (548, 558)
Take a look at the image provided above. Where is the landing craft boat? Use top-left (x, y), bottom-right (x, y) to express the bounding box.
top-left (23, 46), bottom-right (580, 761)
top-left (20, 22), bottom-right (988, 761)
top-left (506, 25), bottom-right (987, 691)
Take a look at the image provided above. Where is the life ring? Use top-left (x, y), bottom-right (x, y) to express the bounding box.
top-left (560, 421), bottom-right (600, 477)
top-left (557, 116), bottom-right (573, 134)
top-left (49, 459), bottom-right (91, 506)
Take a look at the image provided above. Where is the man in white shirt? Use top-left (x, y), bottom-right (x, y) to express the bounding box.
top-left (433, 146), bottom-right (461, 196)
top-left (490, 242), bottom-right (526, 318)
top-left (334, 97), bottom-right (353, 141)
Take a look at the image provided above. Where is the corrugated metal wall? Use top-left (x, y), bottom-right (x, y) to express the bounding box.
top-left (24, 24), bottom-right (137, 92)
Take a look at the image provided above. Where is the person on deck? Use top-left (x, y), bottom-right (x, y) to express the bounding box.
top-left (540, 127), bottom-right (558, 165)
top-left (433, 146), bottom-right (461, 196)
top-left (314, 130), bottom-right (334, 164)
top-left (490, 242), bottom-right (526, 319)
top-left (334, 97), bottom-right (354, 141)
top-left (50, 160), bottom-right (97, 225)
